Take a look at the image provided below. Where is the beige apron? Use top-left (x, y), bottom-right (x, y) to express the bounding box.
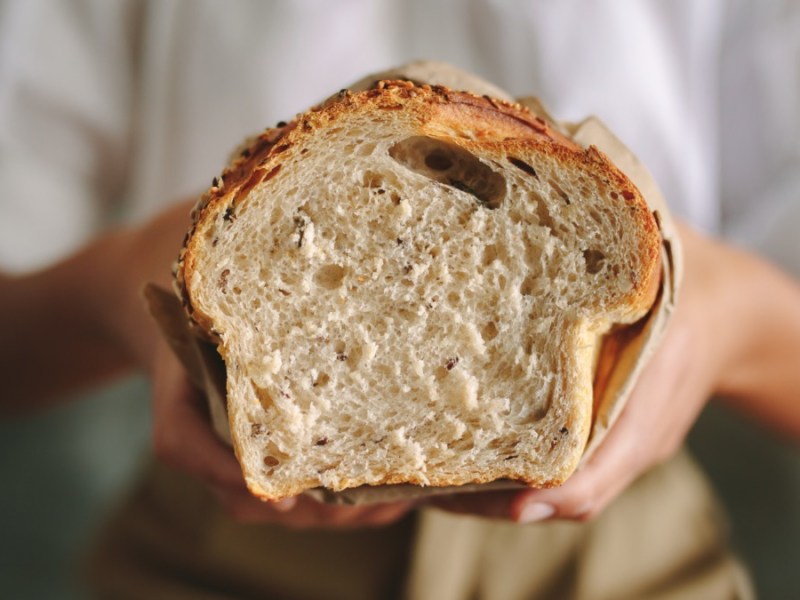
top-left (84, 451), bottom-right (752, 599)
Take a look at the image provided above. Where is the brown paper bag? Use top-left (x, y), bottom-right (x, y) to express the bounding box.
top-left (144, 61), bottom-right (681, 505)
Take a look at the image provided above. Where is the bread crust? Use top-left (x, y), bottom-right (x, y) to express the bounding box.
top-left (176, 80), bottom-right (662, 499)
top-left (179, 81), bottom-right (660, 334)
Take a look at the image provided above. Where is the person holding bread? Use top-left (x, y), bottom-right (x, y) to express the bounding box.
top-left (2, 1), bottom-right (799, 598)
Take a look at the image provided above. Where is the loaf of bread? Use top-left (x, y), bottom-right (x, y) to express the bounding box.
top-left (177, 81), bottom-right (661, 501)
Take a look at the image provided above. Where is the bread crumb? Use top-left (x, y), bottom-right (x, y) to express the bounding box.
top-left (411, 355), bottom-right (425, 377)
top-left (391, 427), bottom-right (407, 445)
top-left (300, 221), bottom-right (316, 257)
top-left (360, 341), bottom-right (376, 364)
top-left (397, 198), bottom-right (412, 220)
top-left (461, 322), bottom-right (486, 355)
top-left (442, 414), bottom-right (467, 441)
top-left (262, 351), bottom-right (282, 374)
top-left (445, 369), bottom-right (479, 411)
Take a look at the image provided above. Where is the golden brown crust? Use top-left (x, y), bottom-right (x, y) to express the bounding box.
top-left (178, 80), bottom-right (660, 336)
top-left (175, 125), bottom-right (291, 337)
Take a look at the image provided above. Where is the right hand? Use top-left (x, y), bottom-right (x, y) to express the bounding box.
top-left (94, 200), bottom-right (411, 529)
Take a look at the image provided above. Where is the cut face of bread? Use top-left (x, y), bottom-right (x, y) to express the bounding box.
top-left (178, 82), bottom-right (661, 501)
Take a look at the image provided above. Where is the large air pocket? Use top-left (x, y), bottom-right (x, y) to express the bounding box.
top-left (389, 136), bottom-right (507, 209)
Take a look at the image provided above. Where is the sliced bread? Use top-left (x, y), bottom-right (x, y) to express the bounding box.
top-left (177, 81), bottom-right (661, 501)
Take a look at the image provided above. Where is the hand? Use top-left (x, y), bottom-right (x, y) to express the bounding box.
top-left (432, 224), bottom-right (755, 522)
top-left (151, 337), bottom-right (414, 528)
top-left (111, 202), bottom-right (412, 528)
top-left (147, 219), bottom-right (783, 527)
top-left (111, 207), bottom-right (800, 526)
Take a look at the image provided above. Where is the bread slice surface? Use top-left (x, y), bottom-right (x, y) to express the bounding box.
top-left (178, 81), bottom-right (661, 500)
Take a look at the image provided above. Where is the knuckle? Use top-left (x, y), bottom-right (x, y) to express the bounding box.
top-left (652, 439), bottom-right (680, 468)
top-left (558, 496), bottom-right (596, 522)
top-left (574, 506), bottom-right (599, 522)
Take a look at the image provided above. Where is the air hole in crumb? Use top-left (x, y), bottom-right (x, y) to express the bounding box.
top-left (424, 151), bottom-right (453, 171)
top-left (346, 346), bottom-right (363, 368)
top-left (523, 337), bottom-right (534, 355)
top-left (334, 341), bottom-right (346, 354)
top-left (362, 170), bottom-right (383, 189)
top-left (447, 291), bottom-right (460, 304)
top-left (389, 136), bottom-right (506, 209)
top-left (583, 249), bottom-right (606, 274)
top-left (356, 142), bottom-right (377, 156)
top-left (520, 275), bottom-right (539, 296)
top-left (508, 156), bottom-right (538, 178)
top-left (314, 264), bottom-right (346, 289)
top-left (252, 384), bottom-right (275, 411)
top-left (314, 372), bottom-right (330, 388)
top-left (481, 321), bottom-right (499, 342)
top-left (263, 456), bottom-right (280, 467)
top-left (218, 269), bottom-right (230, 293)
top-left (548, 179), bottom-right (571, 204)
top-left (482, 244), bottom-right (498, 266)
top-left (397, 308), bottom-right (416, 321)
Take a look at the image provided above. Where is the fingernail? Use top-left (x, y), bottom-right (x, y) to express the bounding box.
top-left (271, 497), bottom-right (296, 512)
top-left (518, 502), bottom-right (555, 523)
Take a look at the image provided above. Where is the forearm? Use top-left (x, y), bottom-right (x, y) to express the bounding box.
top-left (0, 231), bottom-right (135, 412)
top-left (714, 243), bottom-right (800, 439)
top-left (0, 200), bottom-right (194, 413)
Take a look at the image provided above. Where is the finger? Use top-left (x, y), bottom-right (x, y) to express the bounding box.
top-left (341, 501), bottom-right (413, 527)
top-left (272, 496), bottom-right (298, 512)
top-left (214, 488), bottom-right (293, 524)
top-left (511, 445), bottom-right (634, 523)
top-left (151, 347), bottom-right (245, 490)
top-left (429, 490), bottom-right (518, 520)
top-left (513, 323), bottom-right (694, 523)
top-left (295, 497), bottom-right (412, 529)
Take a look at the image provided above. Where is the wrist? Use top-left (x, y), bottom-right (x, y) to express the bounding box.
top-left (0, 229), bottom-right (137, 408)
top-left (685, 227), bottom-right (800, 437)
top-left (675, 225), bottom-right (759, 399)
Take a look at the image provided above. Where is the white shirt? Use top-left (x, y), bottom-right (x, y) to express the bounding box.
top-left (1, 0), bottom-right (798, 272)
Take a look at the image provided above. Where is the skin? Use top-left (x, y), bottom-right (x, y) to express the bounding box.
top-left (2, 200), bottom-right (799, 527)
